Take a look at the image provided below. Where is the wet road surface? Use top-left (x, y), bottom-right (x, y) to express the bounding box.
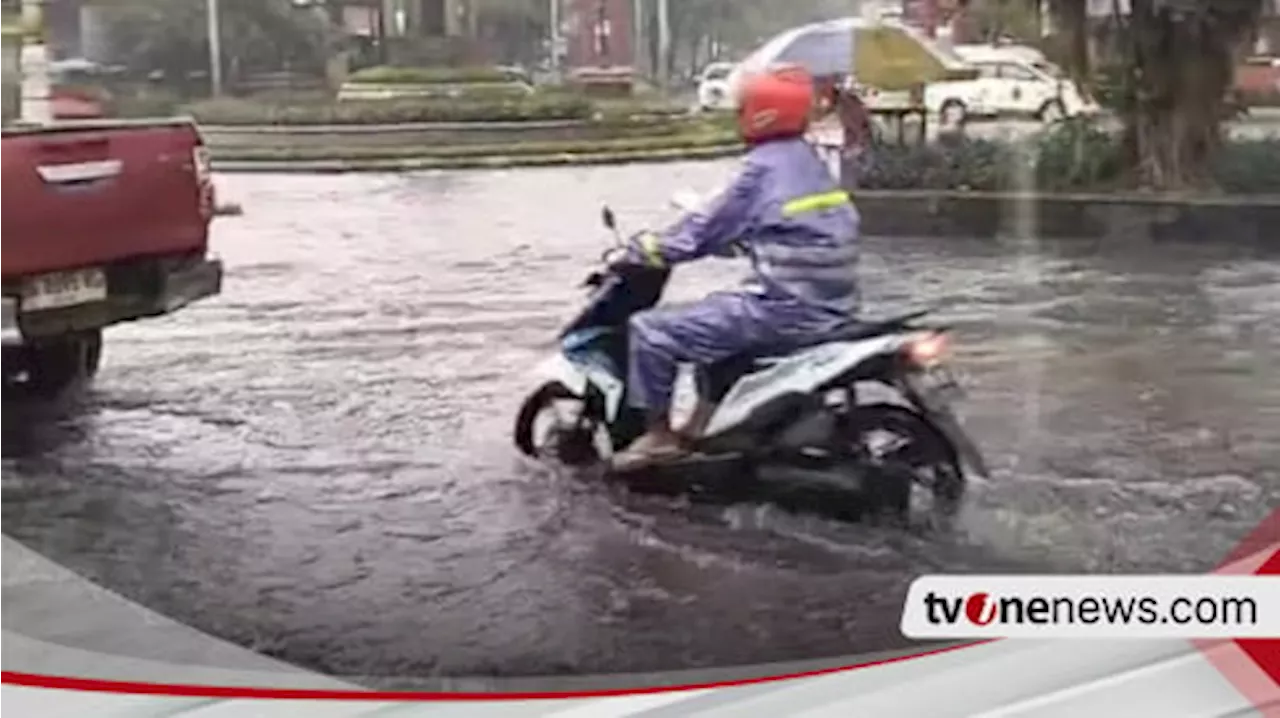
top-left (3, 161), bottom-right (1279, 682)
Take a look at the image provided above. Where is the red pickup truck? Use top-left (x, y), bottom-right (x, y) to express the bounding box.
top-left (2, 118), bottom-right (224, 398)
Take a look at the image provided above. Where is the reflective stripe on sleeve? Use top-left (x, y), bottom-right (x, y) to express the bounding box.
top-left (781, 190), bottom-right (853, 217)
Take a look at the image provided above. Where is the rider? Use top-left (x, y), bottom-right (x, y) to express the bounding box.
top-left (610, 63), bottom-right (862, 472)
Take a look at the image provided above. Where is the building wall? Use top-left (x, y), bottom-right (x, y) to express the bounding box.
top-left (3, 27), bottom-right (21, 123)
top-left (80, 2), bottom-right (111, 63)
top-left (564, 0), bottom-right (633, 69)
top-left (40, 0), bottom-right (81, 59)
top-left (380, 0), bottom-right (463, 37)
top-left (1087, 0), bottom-right (1279, 18)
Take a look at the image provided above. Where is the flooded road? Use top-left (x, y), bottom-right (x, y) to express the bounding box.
top-left (3, 161), bottom-right (1279, 682)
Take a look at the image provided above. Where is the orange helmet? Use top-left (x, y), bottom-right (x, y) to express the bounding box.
top-left (734, 63), bottom-right (816, 145)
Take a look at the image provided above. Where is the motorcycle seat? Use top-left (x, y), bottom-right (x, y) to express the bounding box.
top-left (696, 310), bottom-right (936, 401)
top-left (748, 310), bottom-right (933, 366)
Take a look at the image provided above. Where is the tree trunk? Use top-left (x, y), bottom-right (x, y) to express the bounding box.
top-left (1048, 0), bottom-right (1092, 94)
top-left (665, 18), bottom-right (679, 82)
top-left (1118, 0), bottom-right (1257, 191)
top-left (647, 11), bottom-right (659, 81)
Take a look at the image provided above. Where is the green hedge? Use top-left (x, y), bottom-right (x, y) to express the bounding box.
top-left (338, 81), bottom-right (532, 100)
top-left (856, 120), bottom-right (1280, 195)
top-left (210, 130), bottom-right (741, 162)
top-left (345, 66), bottom-right (523, 85)
top-left (185, 93), bottom-right (733, 132)
top-left (1240, 90), bottom-right (1280, 108)
top-left (537, 85), bottom-right (692, 118)
top-left (186, 94), bottom-right (594, 125)
top-left (212, 145), bottom-right (743, 172)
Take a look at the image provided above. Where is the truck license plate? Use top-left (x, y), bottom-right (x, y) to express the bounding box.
top-left (21, 267), bottom-right (108, 312)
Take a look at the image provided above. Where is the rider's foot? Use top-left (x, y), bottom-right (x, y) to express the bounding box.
top-left (675, 400), bottom-right (716, 444)
top-left (610, 429), bottom-right (689, 472)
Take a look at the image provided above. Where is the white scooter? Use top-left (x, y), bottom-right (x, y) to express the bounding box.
top-left (512, 194), bottom-right (989, 522)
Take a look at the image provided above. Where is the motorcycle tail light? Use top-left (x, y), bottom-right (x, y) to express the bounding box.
top-left (905, 332), bottom-right (949, 367)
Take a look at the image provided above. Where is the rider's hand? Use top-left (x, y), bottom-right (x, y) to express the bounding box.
top-left (711, 240), bottom-right (747, 259)
top-left (608, 230), bottom-right (664, 271)
top-left (602, 243), bottom-right (639, 274)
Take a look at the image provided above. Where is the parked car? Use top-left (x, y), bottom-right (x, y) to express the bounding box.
top-left (1234, 55), bottom-right (1280, 107)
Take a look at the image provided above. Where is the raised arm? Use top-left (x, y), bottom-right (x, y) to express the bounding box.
top-left (629, 161), bottom-right (767, 267)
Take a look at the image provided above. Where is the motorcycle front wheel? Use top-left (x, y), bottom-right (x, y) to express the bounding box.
top-left (513, 382), bottom-right (610, 466)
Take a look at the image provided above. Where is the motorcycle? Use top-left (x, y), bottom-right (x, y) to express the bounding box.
top-left (513, 200), bottom-right (990, 522)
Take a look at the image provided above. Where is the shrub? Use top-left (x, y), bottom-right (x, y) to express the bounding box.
top-left (537, 84), bottom-right (690, 116)
top-left (1212, 137), bottom-right (1280, 194)
top-left (336, 81), bottom-right (532, 103)
top-left (1239, 89), bottom-right (1280, 108)
top-left (345, 66), bottom-right (522, 85)
top-left (858, 139), bottom-right (1021, 192)
top-left (185, 94), bottom-right (594, 125)
top-left (1031, 117), bottom-right (1126, 192)
top-left (856, 123), bottom-right (1280, 195)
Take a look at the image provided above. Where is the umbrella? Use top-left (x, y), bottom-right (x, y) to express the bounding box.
top-left (733, 17), bottom-right (977, 93)
top-left (48, 58), bottom-right (101, 74)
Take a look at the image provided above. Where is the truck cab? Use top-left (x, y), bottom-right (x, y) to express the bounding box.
top-left (696, 61), bottom-right (737, 111)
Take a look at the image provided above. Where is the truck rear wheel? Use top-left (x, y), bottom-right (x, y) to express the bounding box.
top-left (4, 330), bottom-right (103, 399)
top-left (939, 100), bottom-right (968, 128)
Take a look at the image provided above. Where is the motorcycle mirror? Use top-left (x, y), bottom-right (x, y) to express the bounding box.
top-left (601, 206), bottom-right (617, 231)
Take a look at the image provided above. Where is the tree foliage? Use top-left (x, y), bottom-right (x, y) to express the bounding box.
top-left (630, 0), bottom-right (852, 79)
top-left (472, 0), bottom-right (852, 77)
top-left (965, 0), bottom-right (1044, 42)
top-left (100, 0), bottom-right (334, 94)
top-left (1046, 0), bottom-right (1265, 190)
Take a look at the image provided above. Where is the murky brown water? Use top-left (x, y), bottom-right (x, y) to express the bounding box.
top-left (3, 161), bottom-right (1278, 682)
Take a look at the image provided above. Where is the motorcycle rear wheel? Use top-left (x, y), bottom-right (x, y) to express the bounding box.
top-left (843, 402), bottom-right (967, 523)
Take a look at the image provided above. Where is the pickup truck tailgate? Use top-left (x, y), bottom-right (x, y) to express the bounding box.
top-left (1, 120), bottom-right (211, 280)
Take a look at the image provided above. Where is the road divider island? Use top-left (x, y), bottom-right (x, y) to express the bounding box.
top-left (192, 66), bottom-right (1280, 243)
top-left (196, 66), bottom-right (743, 171)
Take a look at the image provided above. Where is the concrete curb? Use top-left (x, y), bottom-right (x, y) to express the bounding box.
top-left (212, 201), bottom-right (244, 217)
top-left (1, 537), bottom-right (354, 689)
top-left (850, 190), bottom-right (1280, 243)
top-left (207, 155), bottom-right (1279, 247)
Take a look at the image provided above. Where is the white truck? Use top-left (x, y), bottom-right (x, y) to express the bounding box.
top-left (924, 44), bottom-right (1099, 126)
top-left (695, 62), bottom-right (737, 111)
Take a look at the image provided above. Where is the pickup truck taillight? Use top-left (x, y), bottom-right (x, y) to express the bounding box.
top-left (194, 145), bottom-right (215, 220)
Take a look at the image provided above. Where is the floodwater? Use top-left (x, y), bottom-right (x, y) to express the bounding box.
top-left (3, 161), bottom-right (1278, 682)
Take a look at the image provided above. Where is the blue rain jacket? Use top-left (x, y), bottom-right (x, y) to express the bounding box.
top-left (629, 136), bottom-right (862, 333)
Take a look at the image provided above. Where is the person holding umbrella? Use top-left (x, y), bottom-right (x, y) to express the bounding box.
top-left (813, 75), bottom-right (874, 185)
